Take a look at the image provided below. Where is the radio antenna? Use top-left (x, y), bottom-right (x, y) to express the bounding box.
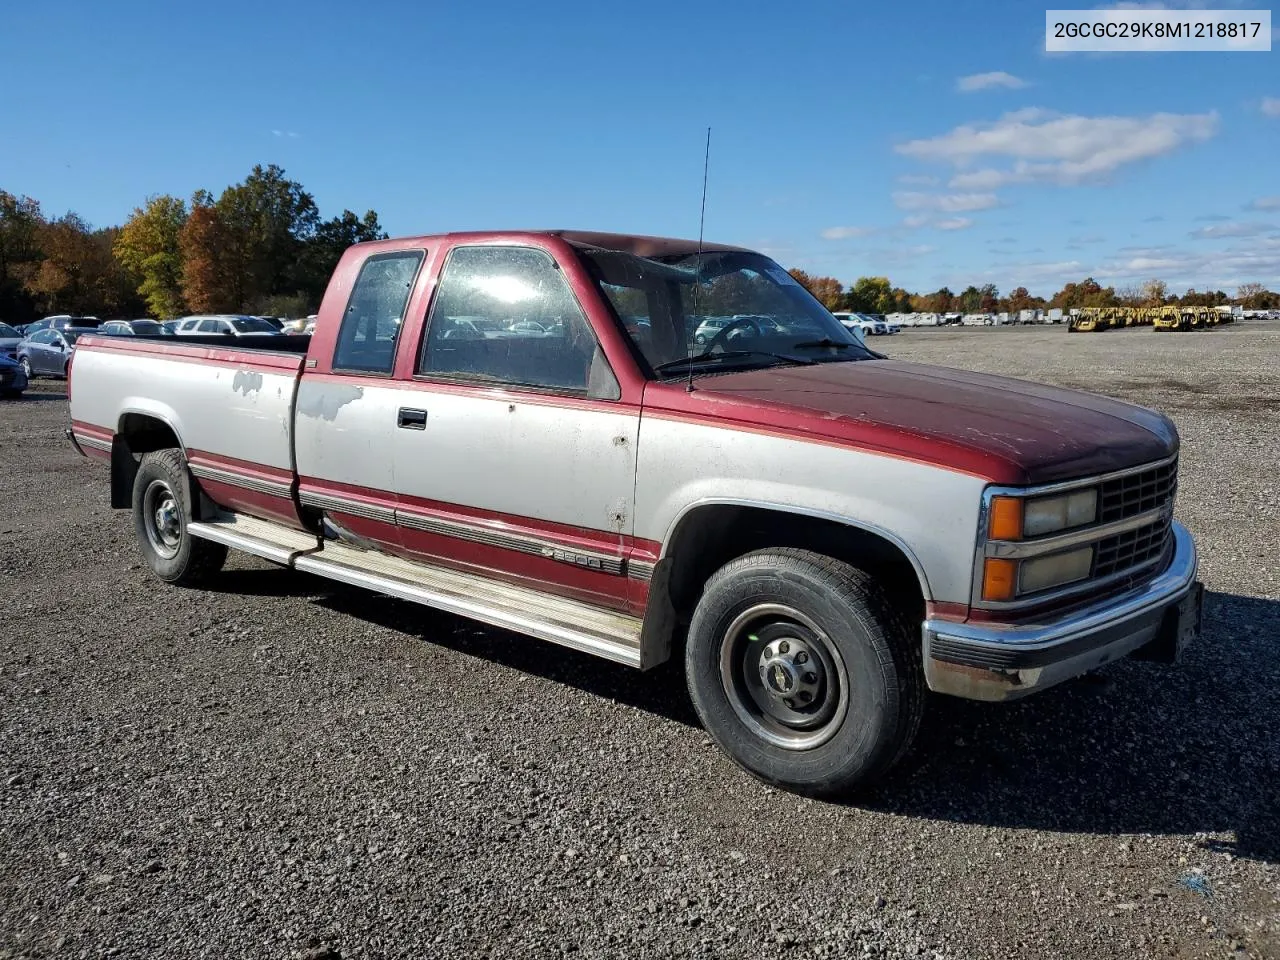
top-left (687, 126), bottom-right (711, 393)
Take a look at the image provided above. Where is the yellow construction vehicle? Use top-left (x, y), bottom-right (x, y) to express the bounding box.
top-left (1152, 306), bottom-right (1187, 331)
top-left (1068, 307), bottom-right (1109, 332)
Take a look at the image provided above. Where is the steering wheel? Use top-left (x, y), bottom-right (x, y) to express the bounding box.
top-left (705, 316), bottom-right (763, 353)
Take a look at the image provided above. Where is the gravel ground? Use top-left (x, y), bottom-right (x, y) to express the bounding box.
top-left (2, 321), bottom-right (1278, 960)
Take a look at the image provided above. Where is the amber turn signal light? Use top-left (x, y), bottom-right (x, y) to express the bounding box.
top-left (981, 557), bottom-right (1018, 602)
top-left (988, 496), bottom-right (1023, 541)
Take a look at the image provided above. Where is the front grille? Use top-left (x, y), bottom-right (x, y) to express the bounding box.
top-left (1094, 521), bottom-right (1171, 579)
top-left (1098, 458), bottom-right (1177, 523)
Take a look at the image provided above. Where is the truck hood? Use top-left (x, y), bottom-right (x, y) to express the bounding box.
top-left (663, 359), bottom-right (1178, 485)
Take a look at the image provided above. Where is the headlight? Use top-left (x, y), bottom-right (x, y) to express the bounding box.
top-left (989, 489), bottom-right (1098, 540)
top-left (1017, 547), bottom-right (1094, 594)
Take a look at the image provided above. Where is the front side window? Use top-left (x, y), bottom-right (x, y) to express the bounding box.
top-left (418, 246), bottom-right (618, 399)
top-left (578, 248), bottom-right (873, 378)
top-left (333, 251), bottom-right (424, 374)
top-left (31, 330), bottom-right (56, 344)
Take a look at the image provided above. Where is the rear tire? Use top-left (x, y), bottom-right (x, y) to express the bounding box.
top-left (132, 449), bottom-right (226, 585)
top-left (685, 549), bottom-right (924, 797)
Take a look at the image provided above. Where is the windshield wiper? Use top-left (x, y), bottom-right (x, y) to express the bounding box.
top-left (792, 338), bottom-right (853, 349)
top-left (652, 349), bottom-right (817, 375)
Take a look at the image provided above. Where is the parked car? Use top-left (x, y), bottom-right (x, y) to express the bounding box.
top-left (832, 312), bottom-right (887, 336)
top-left (0, 353), bottom-right (28, 397)
top-left (171, 315), bottom-right (282, 337)
top-left (253, 316), bottom-right (287, 331)
top-left (18, 327), bottom-right (91, 379)
top-left (100, 319), bottom-right (171, 336)
top-left (0, 322), bottom-right (23, 360)
top-left (67, 229), bottom-right (1200, 798)
top-left (22, 315), bottom-right (100, 336)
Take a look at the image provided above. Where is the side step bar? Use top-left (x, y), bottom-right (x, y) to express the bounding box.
top-left (187, 513), bottom-right (320, 565)
top-left (187, 513), bottom-right (645, 668)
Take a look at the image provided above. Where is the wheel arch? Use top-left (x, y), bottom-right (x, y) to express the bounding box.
top-left (640, 500), bottom-right (933, 666)
top-left (109, 407), bottom-right (188, 509)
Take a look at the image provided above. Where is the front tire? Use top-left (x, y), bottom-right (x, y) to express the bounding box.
top-left (685, 549), bottom-right (924, 797)
top-left (132, 449), bottom-right (227, 585)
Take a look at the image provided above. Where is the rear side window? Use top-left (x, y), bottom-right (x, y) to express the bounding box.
top-left (333, 251), bottom-right (424, 374)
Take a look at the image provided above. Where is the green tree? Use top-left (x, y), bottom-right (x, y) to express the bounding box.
top-left (847, 276), bottom-right (893, 313)
top-left (958, 285), bottom-right (982, 313)
top-left (297, 209), bottom-right (386, 306)
top-left (115, 195), bottom-right (188, 318)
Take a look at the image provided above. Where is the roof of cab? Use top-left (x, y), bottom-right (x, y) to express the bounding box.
top-left (349, 230), bottom-right (752, 258)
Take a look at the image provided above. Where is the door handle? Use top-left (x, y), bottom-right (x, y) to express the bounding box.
top-left (397, 407), bottom-right (427, 430)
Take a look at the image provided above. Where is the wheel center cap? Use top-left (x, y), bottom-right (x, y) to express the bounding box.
top-left (765, 661), bottom-right (797, 694)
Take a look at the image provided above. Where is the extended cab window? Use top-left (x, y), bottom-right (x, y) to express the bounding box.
top-left (333, 251), bottom-right (424, 374)
top-left (418, 246), bottom-right (619, 399)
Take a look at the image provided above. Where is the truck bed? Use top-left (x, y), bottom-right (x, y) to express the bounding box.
top-left (70, 334), bottom-right (309, 524)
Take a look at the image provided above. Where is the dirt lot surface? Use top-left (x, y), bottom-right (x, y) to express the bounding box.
top-left (2, 322), bottom-right (1278, 959)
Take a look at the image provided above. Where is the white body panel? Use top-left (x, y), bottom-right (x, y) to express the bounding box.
top-left (634, 416), bottom-right (987, 602)
top-left (392, 390), bottom-right (639, 533)
top-left (69, 347), bottom-right (298, 470)
top-left (294, 379), bottom-right (405, 492)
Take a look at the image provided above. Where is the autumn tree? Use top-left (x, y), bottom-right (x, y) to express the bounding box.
top-left (1050, 277), bottom-right (1117, 310)
top-left (978, 283), bottom-right (999, 312)
top-left (180, 165), bottom-right (319, 312)
top-left (1140, 279), bottom-right (1168, 306)
top-left (1006, 287), bottom-right (1034, 313)
top-left (23, 214), bottom-right (141, 316)
top-left (926, 287), bottom-right (954, 313)
top-left (0, 190), bottom-right (44, 324)
top-left (115, 195), bottom-right (187, 318)
top-left (1235, 282), bottom-right (1278, 309)
top-left (180, 191), bottom-right (239, 313)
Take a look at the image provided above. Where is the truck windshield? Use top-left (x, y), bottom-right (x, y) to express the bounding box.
top-left (576, 248), bottom-right (873, 377)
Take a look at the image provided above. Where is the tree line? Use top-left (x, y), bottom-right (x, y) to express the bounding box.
top-left (3, 173), bottom-right (1277, 325)
top-left (788, 270), bottom-right (1280, 315)
top-left (0, 164), bottom-right (385, 324)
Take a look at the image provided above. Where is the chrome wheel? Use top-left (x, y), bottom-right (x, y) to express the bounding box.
top-left (718, 603), bottom-right (849, 751)
top-left (19, 357), bottom-right (31, 379)
top-left (142, 479), bottom-right (182, 559)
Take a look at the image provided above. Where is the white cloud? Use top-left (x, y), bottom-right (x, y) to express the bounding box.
top-left (271, 129), bottom-right (301, 138)
top-left (896, 109), bottom-right (1219, 188)
top-left (1262, 98), bottom-right (1280, 118)
top-left (1188, 222), bottom-right (1273, 239)
top-left (957, 71), bottom-right (1028, 92)
top-left (902, 215), bottom-right (931, 229)
top-left (820, 226), bottom-right (876, 240)
top-left (936, 217), bottom-right (974, 230)
top-left (1250, 196), bottom-right (1280, 211)
top-left (896, 174), bottom-right (940, 186)
top-left (892, 191), bottom-right (1000, 213)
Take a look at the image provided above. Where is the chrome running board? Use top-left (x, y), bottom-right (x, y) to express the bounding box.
top-left (187, 512), bottom-right (644, 668)
top-left (187, 512), bottom-right (320, 565)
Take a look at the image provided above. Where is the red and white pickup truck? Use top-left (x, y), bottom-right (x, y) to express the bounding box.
top-left (67, 231), bottom-right (1202, 795)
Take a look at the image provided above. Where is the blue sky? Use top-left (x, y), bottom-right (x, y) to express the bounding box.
top-left (2, 0), bottom-right (1277, 296)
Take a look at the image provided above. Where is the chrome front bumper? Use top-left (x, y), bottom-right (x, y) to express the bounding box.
top-left (923, 521), bottom-right (1200, 701)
